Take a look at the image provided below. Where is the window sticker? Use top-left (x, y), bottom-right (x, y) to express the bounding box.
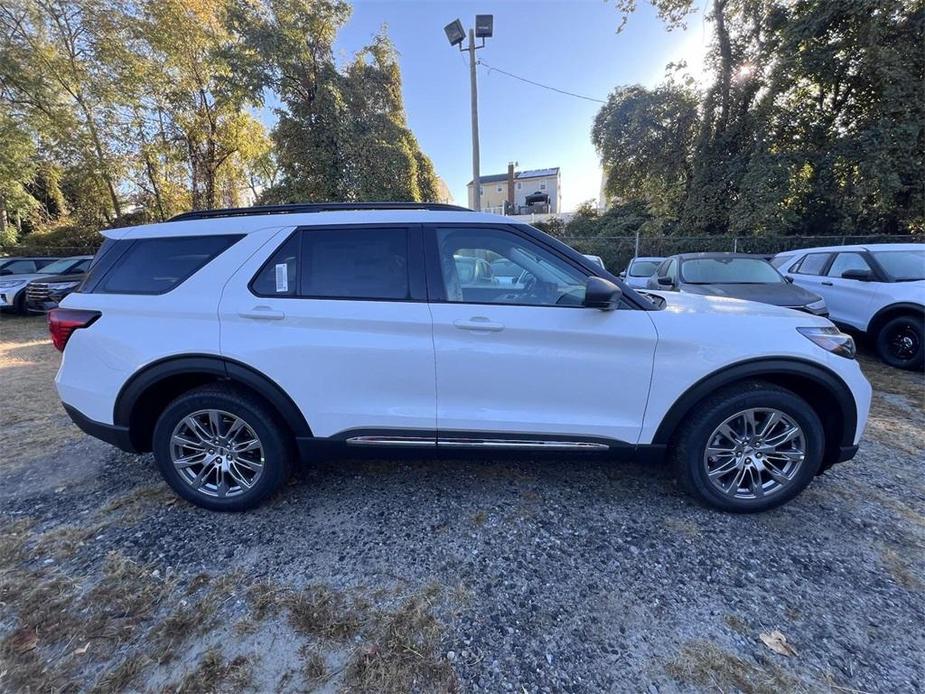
top-left (275, 263), bottom-right (288, 293)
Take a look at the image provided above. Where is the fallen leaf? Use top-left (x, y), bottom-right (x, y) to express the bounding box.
top-left (74, 642), bottom-right (90, 656)
top-left (760, 630), bottom-right (797, 656)
top-left (11, 628), bottom-right (37, 654)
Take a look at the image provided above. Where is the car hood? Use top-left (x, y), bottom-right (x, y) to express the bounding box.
top-left (642, 289), bottom-right (831, 324)
top-left (679, 282), bottom-right (821, 306)
top-left (0, 272), bottom-right (49, 283)
top-left (29, 273), bottom-right (85, 283)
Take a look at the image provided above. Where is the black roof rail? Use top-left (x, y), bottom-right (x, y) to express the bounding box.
top-left (168, 202), bottom-right (472, 222)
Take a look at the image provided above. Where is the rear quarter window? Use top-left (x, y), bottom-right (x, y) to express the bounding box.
top-left (90, 235), bottom-right (242, 295)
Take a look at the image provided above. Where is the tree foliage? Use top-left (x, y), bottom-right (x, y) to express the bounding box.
top-left (0, 0), bottom-right (441, 249)
top-left (596, 0), bottom-right (924, 237)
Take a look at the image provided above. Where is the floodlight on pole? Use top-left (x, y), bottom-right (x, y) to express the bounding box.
top-left (445, 15), bottom-right (493, 211)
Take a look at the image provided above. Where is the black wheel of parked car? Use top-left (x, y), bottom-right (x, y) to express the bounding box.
top-left (875, 314), bottom-right (924, 371)
top-left (152, 384), bottom-right (294, 511)
top-left (672, 381), bottom-right (824, 513)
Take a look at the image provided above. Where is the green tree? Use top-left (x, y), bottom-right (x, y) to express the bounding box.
top-left (0, 108), bottom-right (38, 245)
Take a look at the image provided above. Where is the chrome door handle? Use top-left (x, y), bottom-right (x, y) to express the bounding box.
top-left (454, 317), bottom-right (504, 332)
top-left (821, 281), bottom-right (833, 286)
top-left (239, 306), bottom-right (286, 320)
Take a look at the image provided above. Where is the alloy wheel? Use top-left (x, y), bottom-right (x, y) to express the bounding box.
top-left (888, 323), bottom-right (920, 361)
top-left (169, 409), bottom-right (265, 498)
top-left (703, 408), bottom-right (805, 501)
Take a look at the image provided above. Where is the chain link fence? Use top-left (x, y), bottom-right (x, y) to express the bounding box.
top-left (557, 235), bottom-right (921, 273)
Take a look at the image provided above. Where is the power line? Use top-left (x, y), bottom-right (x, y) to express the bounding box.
top-left (477, 59), bottom-right (607, 104)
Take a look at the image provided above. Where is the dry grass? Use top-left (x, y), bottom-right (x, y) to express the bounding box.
top-left (33, 522), bottom-right (104, 560)
top-left (101, 483), bottom-right (178, 522)
top-left (343, 587), bottom-right (458, 694)
top-left (168, 648), bottom-right (253, 694)
top-left (858, 353), bottom-right (925, 456)
top-left (880, 546), bottom-right (924, 591)
top-left (0, 316), bottom-right (80, 471)
top-left (301, 645), bottom-right (328, 684)
top-left (665, 640), bottom-right (806, 694)
top-left (285, 585), bottom-right (364, 640)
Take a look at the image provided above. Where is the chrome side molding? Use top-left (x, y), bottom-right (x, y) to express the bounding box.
top-left (345, 436), bottom-right (436, 447)
top-left (437, 438), bottom-right (609, 450)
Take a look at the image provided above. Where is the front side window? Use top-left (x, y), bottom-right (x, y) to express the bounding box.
top-left (301, 227), bottom-right (409, 300)
top-left (827, 252), bottom-right (871, 278)
top-left (0, 260), bottom-right (37, 274)
top-left (871, 250), bottom-right (925, 281)
top-left (681, 258), bottom-right (784, 284)
top-left (435, 227), bottom-right (586, 307)
top-left (96, 235), bottom-right (240, 294)
top-left (37, 257), bottom-right (86, 275)
top-left (793, 253), bottom-right (832, 276)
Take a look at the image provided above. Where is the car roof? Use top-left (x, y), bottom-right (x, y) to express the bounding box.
top-left (103, 209), bottom-right (512, 240)
top-left (630, 256), bottom-right (665, 262)
top-left (774, 243), bottom-right (923, 256)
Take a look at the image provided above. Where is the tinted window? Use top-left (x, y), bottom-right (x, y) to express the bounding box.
top-left (300, 228), bottom-right (409, 300)
top-left (435, 227), bottom-right (586, 307)
top-left (0, 260), bottom-right (37, 274)
top-left (629, 260), bottom-right (660, 277)
top-left (681, 258), bottom-right (783, 284)
top-left (95, 235), bottom-right (240, 294)
top-left (871, 250), bottom-right (925, 281)
top-left (251, 233), bottom-right (299, 297)
top-left (38, 257), bottom-right (86, 275)
top-left (793, 253), bottom-right (831, 275)
top-left (827, 252), bottom-right (871, 278)
top-left (770, 255), bottom-right (793, 269)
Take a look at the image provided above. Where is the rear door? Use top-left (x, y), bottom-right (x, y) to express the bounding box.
top-left (219, 224), bottom-right (436, 440)
top-left (425, 224), bottom-right (657, 446)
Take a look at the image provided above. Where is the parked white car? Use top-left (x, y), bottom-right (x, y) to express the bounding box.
top-left (620, 256), bottom-right (665, 289)
top-left (51, 203), bottom-right (870, 513)
top-left (773, 244), bottom-right (924, 369)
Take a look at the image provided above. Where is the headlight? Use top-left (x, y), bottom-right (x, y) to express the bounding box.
top-left (46, 281), bottom-right (80, 291)
top-left (806, 298), bottom-right (827, 311)
top-left (0, 279), bottom-right (27, 289)
top-left (797, 326), bottom-right (855, 359)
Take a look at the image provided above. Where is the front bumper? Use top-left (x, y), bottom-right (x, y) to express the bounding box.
top-left (0, 287), bottom-right (25, 309)
top-left (63, 403), bottom-right (138, 453)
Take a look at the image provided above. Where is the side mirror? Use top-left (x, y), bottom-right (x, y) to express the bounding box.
top-left (657, 276), bottom-right (674, 287)
top-left (618, 271), bottom-right (626, 279)
top-left (841, 269), bottom-right (873, 281)
top-left (784, 275), bottom-right (794, 283)
top-left (584, 276), bottom-right (622, 311)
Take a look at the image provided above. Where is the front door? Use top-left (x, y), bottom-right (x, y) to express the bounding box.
top-left (425, 225), bottom-right (658, 446)
top-left (219, 225), bottom-right (436, 440)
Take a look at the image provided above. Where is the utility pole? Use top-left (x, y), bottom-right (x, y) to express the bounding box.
top-left (468, 28), bottom-right (481, 211)
top-left (445, 16), bottom-right (493, 211)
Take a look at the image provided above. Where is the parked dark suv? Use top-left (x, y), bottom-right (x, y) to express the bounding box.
top-left (24, 255), bottom-right (93, 313)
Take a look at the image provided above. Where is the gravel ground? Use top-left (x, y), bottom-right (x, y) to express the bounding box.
top-left (1, 314), bottom-right (923, 693)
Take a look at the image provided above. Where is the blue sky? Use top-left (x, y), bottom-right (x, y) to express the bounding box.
top-left (321, 1), bottom-right (712, 209)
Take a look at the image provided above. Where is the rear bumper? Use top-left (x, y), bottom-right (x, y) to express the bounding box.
top-left (63, 403), bottom-right (138, 453)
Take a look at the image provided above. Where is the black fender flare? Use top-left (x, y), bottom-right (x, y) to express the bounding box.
top-left (114, 354), bottom-right (312, 437)
top-left (866, 302), bottom-right (924, 335)
top-left (651, 357), bottom-right (857, 449)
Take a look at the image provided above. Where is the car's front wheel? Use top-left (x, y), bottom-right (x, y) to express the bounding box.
top-left (672, 382), bottom-right (824, 512)
top-left (152, 384), bottom-right (294, 511)
top-left (875, 314), bottom-right (924, 370)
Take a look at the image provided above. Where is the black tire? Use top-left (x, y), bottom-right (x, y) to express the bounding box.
top-left (13, 290), bottom-right (27, 316)
top-left (152, 383), bottom-right (294, 511)
top-left (671, 381), bottom-right (824, 513)
top-left (875, 314), bottom-right (924, 371)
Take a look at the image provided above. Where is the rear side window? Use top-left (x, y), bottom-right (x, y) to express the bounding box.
top-left (93, 235), bottom-right (241, 295)
top-left (792, 253), bottom-right (832, 276)
top-left (251, 233), bottom-right (299, 297)
top-left (300, 228), bottom-right (409, 300)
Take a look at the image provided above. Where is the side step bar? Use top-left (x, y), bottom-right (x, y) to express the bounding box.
top-left (345, 436), bottom-right (609, 451)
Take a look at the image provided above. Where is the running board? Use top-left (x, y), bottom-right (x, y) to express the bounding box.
top-left (345, 436), bottom-right (609, 451)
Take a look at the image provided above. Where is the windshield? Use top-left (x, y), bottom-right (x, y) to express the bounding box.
top-left (629, 260), bottom-right (660, 277)
top-left (681, 257), bottom-right (784, 284)
top-left (872, 250), bottom-right (925, 281)
top-left (39, 258), bottom-right (81, 274)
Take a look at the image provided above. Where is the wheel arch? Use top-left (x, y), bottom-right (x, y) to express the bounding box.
top-left (114, 354), bottom-right (312, 453)
top-left (652, 358), bottom-right (857, 470)
top-left (866, 302), bottom-right (924, 336)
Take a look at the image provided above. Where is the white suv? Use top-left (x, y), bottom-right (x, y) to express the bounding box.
top-left (773, 244), bottom-right (924, 370)
top-left (51, 203), bottom-right (870, 513)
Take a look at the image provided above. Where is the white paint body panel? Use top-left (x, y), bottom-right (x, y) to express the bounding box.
top-left (640, 291), bottom-right (871, 445)
top-left (429, 303), bottom-right (657, 442)
top-left (217, 229), bottom-right (436, 438)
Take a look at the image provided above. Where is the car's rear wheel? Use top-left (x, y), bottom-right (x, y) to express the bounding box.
top-left (672, 382), bottom-right (824, 512)
top-left (875, 314), bottom-right (924, 370)
top-left (152, 384), bottom-right (293, 511)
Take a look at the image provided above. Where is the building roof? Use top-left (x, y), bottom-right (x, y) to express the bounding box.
top-left (468, 167), bottom-right (559, 186)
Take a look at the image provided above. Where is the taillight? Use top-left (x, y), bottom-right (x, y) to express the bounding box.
top-left (47, 308), bottom-right (100, 351)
